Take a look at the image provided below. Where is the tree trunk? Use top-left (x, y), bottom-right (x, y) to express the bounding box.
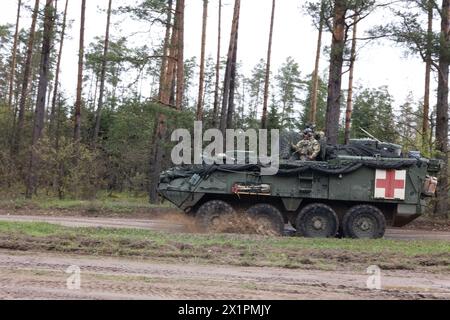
top-left (8, 0), bottom-right (22, 111)
top-left (435, 0), bottom-right (450, 218)
top-left (226, 32), bottom-right (238, 129)
top-left (261, 0), bottom-right (276, 129)
top-left (148, 113), bottom-right (167, 204)
top-left (212, 0), bottom-right (222, 128)
top-left (74, 0), bottom-right (86, 142)
top-left (55, 92), bottom-right (64, 199)
top-left (158, 0), bottom-right (173, 102)
top-left (26, 0), bottom-right (55, 198)
top-left (93, 0), bottom-right (113, 143)
top-left (423, 0), bottom-right (433, 149)
top-left (12, 0), bottom-right (40, 156)
top-left (175, 0), bottom-right (185, 110)
top-left (162, 0), bottom-right (179, 106)
top-left (325, 0), bottom-right (347, 145)
top-left (196, 0), bottom-right (208, 120)
top-left (310, 0), bottom-right (325, 125)
top-left (344, 16), bottom-right (358, 145)
top-left (50, 0), bottom-right (68, 139)
top-left (219, 0), bottom-right (241, 133)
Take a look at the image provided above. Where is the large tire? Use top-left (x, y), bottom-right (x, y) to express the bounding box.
top-left (342, 205), bottom-right (386, 239)
top-left (196, 200), bottom-right (235, 232)
top-left (246, 204), bottom-right (285, 236)
top-left (296, 203), bottom-right (339, 238)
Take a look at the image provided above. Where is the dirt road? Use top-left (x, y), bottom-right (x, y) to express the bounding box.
top-left (0, 214), bottom-right (449, 241)
top-left (0, 250), bottom-right (448, 300)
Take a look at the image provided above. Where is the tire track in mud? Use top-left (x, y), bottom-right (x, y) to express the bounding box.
top-left (0, 251), bottom-right (448, 300)
top-left (0, 214), bottom-right (449, 241)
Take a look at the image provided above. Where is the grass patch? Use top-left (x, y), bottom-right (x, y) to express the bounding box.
top-left (0, 221), bottom-right (448, 273)
top-left (0, 193), bottom-right (173, 214)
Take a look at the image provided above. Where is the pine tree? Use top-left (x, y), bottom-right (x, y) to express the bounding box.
top-left (27, 0), bottom-right (55, 198)
top-left (50, 0), bottom-right (69, 138)
top-left (423, 0), bottom-right (434, 148)
top-left (158, 0), bottom-right (173, 102)
top-left (74, 0), bottom-right (86, 142)
top-left (276, 57), bottom-right (302, 130)
top-left (13, 0), bottom-right (40, 156)
top-left (175, 0), bottom-right (185, 110)
top-left (344, 16), bottom-right (358, 145)
top-left (351, 87), bottom-right (397, 143)
top-left (93, 0), bottom-right (113, 143)
top-left (261, 0), bottom-right (276, 129)
top-left (219, 0), bottom-right (240, 133)
top-left (309, 0), bottom-right (326, 125)
top-left (212, 0), bottom-right (222, 128)
top-left (435, 0), bottom-right (450, 217)
top-left (196, 0), bottom-right (208, 120)
top-left (7, 0), bottom-right (22, 110)
top-left (325, 0), bottom-right (347, 145)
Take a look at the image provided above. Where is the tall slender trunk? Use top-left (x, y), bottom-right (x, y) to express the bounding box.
top-left (325, 0), bottom-right (347, 145)
top-left (93, 0), bottom-right (113, 143)
top-left (435, 0), bottom-right (450, 217)
top-left (8, 0), bottom-right (22, 110)
top-left (212, 0), bottom-right (222, 128)
top-left (74, 0), bottom-right (86, 142)
top-left (344, 16), bottom-right (358, 145)
top-left (226, 32), bottom-right (238, 129)
top-left (424, 0), bottom-right (433, 149)
top-left (26, 0), bottom-right (55, 198)
top-left (310, 0), bottom-right (325, 125)
top-left (158, 0), bottom-right (173, 102)
top-left (13, 0), bottom-right (40, 156)
top-left (55, 92), bottom-right (64, 199)
top-left (50, 0), bottom-right (68, 139)
top-left (148, 113), bottom-right (167, 204)
top-left (261, 0), bottom-right (276, 129)
top-left (219, 0), bottom-right (241, 133)
top-left (162, 0), bottom-right (179, 106)
top-left (175, 0), bottom-right (185, 110)
top-left (196, 0), bottom-right (208, 120)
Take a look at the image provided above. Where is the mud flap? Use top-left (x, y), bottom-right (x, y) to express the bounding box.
top-left (281, 198), bottom-right (303, 212)
top-left (393, 204), bottom-right (420, 227)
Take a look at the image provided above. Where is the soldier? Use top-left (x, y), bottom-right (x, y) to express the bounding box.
top-left (292, 128), bottom-right (321, 161)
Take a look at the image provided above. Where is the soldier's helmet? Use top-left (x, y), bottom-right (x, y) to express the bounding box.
top-left (303, 128), bottom-right (314, 137)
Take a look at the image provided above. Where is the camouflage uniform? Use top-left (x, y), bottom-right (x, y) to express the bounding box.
top-left (294, 137), bottom-right (321, 161)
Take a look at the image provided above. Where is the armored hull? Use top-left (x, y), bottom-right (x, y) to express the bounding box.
top-left (158, 139), bottom-right (440, 239)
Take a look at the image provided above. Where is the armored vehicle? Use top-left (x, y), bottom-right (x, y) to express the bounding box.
top-left (158, 135), bottom-right (440, 239)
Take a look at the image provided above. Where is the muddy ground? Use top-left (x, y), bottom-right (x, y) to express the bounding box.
top-left (0, 250), bottom-right (448, 300)
top-left (0, 208), bottom-right (449, 300)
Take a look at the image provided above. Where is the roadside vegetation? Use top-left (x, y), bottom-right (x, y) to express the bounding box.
top-left (0, 221), bottom-right (448, 273)
top-left (0, 192), bottom-right (173, 216)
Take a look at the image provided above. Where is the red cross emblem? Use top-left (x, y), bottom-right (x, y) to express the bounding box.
top-left (374, 169), bottom-right (406, 200)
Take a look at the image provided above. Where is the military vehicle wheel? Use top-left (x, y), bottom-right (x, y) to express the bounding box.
top-left (196, 200), bottom-right (235, 232)
top-left (342, 205), bottom-right (386, 239)
top-left (296, 204), bottom-right (339, 238)
top-left (246, 204), bottom-right (284, 236)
